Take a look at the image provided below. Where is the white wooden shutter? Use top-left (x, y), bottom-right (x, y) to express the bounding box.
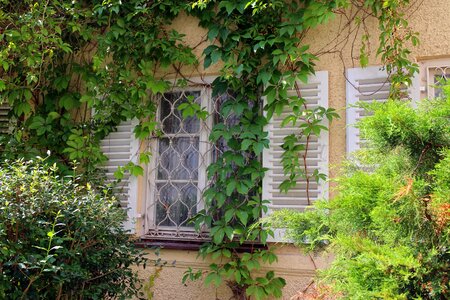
top-left (100, 119), bottom-right (140, 233)
top-left (263, 71), bottom-right (329, 242)
top-left (346, 66), bottom-right (419, 154)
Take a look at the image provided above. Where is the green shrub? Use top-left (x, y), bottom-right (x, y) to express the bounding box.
top-left (0, 158), bottom-right (146, 299)
top-left (268, 90), bottom-right (450, 299)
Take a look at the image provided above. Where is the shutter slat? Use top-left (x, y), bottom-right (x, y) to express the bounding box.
top-left (0, 104), bottom-right (11, 134)
top-left (101, 119), bottom-right (139, 233)
top-left (263, 71), bottom-right (329, 242)
top-left (346, 66), bottom-right (417, 154)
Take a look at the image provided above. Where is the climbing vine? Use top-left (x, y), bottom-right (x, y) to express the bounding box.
top-left (0, 0), bottom-right (418, 299)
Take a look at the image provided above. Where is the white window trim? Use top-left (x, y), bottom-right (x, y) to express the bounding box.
top-left (143, 77), bottom-right (215, 239)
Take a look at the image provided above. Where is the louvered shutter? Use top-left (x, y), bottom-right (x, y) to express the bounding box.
top-left (0, 103), bottom-right (11, 134)
top-left (100, 119), bottom-right (140, 233)
top-left (263, 71), bottom-right (329, 242)
top-left (346, 66), bottom-right (419, 154)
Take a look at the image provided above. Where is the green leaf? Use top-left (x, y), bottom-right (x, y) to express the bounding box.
top-left (360, 51), bottom-right (369, 67)
top-left (147, 80), bottom-right (168, 94)
top-left (213, 229), bottom-right (225, 244)
top-left (211, 50), bottom-right (221, 65)
top-left (0, 80), bottom-right (6, 91)
top-left (54, 76), bottom-right (70, 92)
top-left (224, 226), bottom-right (234, 240)
top-left (234, 270), bottom-right (242, 283)
top-left (246, 285), bottom-right (267, 300)
top-left (131, 165), bottom-right (144, 176)
top-left (114, 168), bottom-right (125, 180)
top-left (236, 211), bottom-right (248, 225)
top-left (225, 209), bottom-right (234, 223)
top-left (60, 94), bottom-right (78, 109)
top-left (257, 71), bottom-right (271, 85)
top-left (241, 139), bottom-right (253, 151)
top-left (226, 180), bottom-right (236, 196)
top-left (117, 18), bottom-right (125, 28)
top-left (208, 26), bottom-right (219, 41)
top-left (47, 112), bottom-right (60, 121)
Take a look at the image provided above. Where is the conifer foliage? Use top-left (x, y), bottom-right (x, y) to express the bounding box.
top-left (269, 90), bottom-right (450, 299)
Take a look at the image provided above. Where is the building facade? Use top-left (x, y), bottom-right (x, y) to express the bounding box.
top-left (98, 1), bottom-right (450, 299)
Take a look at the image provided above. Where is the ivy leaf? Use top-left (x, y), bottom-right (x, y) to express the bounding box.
top-left (213, 228), bottom-right (225, 244)
top-left (226, 180), bottom-right (236, 196)
top-left (253, 142), bottom-right (265, 156)
top-left (130, 165), bottom-right (144, 176)
top-left (53, 76), bottom-right (70, 92)
top-left (29, 116), bottom-right (45, 130)
top-left (218, 1), bottom-right (235, 15)
top-left (16, 102), bottom-right (32, 116)
top-left (80, 94), bottom-right (95, 107)
top-left (241, 139), bottom-right (253, 151)
top-left (207, 26), bottom-right (219, 41)
top-left (234, 271), bottom-right (242, 283)
top-left (205, 273), bottom-right (222, 287)
top-left (360, 53), bottom-right (369, 67)
top-left (114, 167), bottom-right (125, 180)
top-left (211, 50), bottom-right (221, 65)
top-left (23, 89), bottom-right (32, 101)
top-left (225, 209), bottom-right (234, 223)
top-left (60, 94), bottom-right (78, 109)
top-left (147, 80), bottom-right (168, 94)
top-left (246, 285), bottom-right (267, 300)
top-left (117, 18), bottom-right (125, 28)
top-left (236, 211), bottom-right (248, 225)
top-left (47, 112), bottom-right (60, 121)
top-left (139, 152), bottom-right (151, 164)
top-left (224, 226), bottom-right (234, 240)
top-left (204, 55), bottom-right (212, 69)
top-left (257, 71), bottom-right (271, 85)
top-left (0, 80), bottom-right (6, 91)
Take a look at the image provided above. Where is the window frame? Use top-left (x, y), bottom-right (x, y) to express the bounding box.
top-left (143, 78), bottom-right (215, 241)
top-left (417, 57), bottom-right (450, 99)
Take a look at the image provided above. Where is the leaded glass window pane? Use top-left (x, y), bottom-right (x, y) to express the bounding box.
top-left (150, 90), bottom-right (202, 230)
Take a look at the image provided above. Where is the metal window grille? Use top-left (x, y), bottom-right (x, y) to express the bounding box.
top-left (144, 87), bottom-right (240, 240)
top-left (430, 66), bottom-right (450, 98)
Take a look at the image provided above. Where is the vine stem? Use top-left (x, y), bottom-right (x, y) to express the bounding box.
top-left (294, 80), bottom-right (311, 205)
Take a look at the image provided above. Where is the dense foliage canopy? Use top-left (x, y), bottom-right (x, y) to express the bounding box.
top-left (0, 158), bottom-right (146, 299)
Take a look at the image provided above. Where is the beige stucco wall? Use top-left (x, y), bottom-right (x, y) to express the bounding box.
top-left (135, 1), bottom-right (450, 299)
top-left (135, 245), bottom-right (333, 300)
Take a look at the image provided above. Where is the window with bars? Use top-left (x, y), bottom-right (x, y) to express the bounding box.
top-left (101, 74), bottom-right (330, 242)
top-left (413, 58), bottom-right (450, 99)
top-left (144, 87), bottom-right (240, 240)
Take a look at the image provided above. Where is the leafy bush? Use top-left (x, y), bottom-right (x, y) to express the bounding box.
top-left (268, 90), bottom-right (450, 299)
top-left (0, 158), bottom-right (146, 299)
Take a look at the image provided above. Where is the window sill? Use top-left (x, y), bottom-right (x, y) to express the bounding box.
top-left (135, 237), bottom-right (268, 252)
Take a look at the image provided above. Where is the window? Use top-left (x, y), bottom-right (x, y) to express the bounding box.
top-left (417, 58), bottom-right (450, 99)
top-left (101, 74), bottom-right (330, 242)
top-left (144, 84), bottom-right (235, 240)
